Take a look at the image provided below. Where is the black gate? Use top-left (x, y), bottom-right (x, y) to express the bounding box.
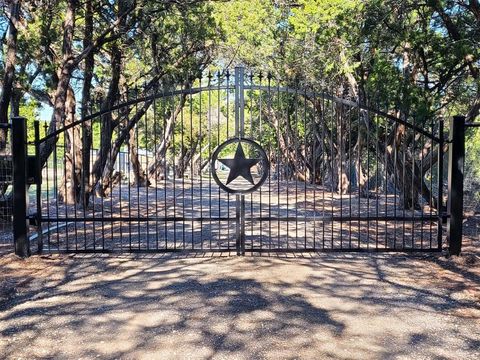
top-left (11, 67), bottom-right (465, 255)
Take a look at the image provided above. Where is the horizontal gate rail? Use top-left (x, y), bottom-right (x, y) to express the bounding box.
top-left (40, 248), bottom-right (442, 255)
top-left (33, 215), bottom-right (443, 223)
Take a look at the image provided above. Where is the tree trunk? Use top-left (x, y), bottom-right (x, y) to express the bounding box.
top-left (354, 124), bottom-right (368, 197)
top-left (39, 0), bottom-right (135, 169)
top-left (147, 91), bottom-right (188, 181)
top-left (79, 0), bottom-right (94, 208)
top-left (383, 122), bottom-right (439, 210)
top-left (98, 98), bottom-right (154, 196)
top-left (175, 135), bottom-right (203, 178)
top-left (88, 42), bottom-right (122, 198)
top-left (336, 104), bottom-right (349, 195)
top-left (129, 126), bottom-right (148, 186)
top-left (39, 0), bottom-right (77, 167)
top-left (0, 0), bottom-right (20, 152)
top-left (58, 87), bottom-right (82, 204)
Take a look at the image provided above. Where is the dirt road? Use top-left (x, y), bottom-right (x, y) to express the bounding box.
top-left (1, 247), bottom-right (479, 359)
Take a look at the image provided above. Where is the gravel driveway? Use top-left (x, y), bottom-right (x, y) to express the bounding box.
top-left (0, 247), bottom-right (479, 359)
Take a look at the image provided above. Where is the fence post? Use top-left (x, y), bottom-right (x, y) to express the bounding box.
top-left (11, 116), bottom-right (30, 257)
top-left (446, 115), bottom-right (465, 256)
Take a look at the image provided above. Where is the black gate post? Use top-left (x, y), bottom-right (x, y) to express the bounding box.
top-left (446, 115), bottom-right (465, 256)
top-left (11, 116), bottom-right (30, 257)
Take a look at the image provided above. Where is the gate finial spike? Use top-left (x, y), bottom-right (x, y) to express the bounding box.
top-left (207, 70), bottom-right (212, 85)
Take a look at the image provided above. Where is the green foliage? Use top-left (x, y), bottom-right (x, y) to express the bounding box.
top-left (2, 0), bottom-right (480, 187)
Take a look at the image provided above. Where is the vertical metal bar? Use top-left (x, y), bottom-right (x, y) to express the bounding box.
top-left (420, 124), bottom-right (425, 248)
top-left (303, 88), bottom-right (307, 249)
top-left (402, 123), bottom-right (406, 249)
top-left (185, 86), bottom-right (194, 250)
top-left (226, 70), bottom-right (231, 248)
top-left (53, 123), bottom-right (59, 250)
top-left (145, 87), bottom-right (150, 250)
top-left (12, 116), bottom-right (30, 257)
top-left (43, 123), bottom-right (50, 251)
top-left (172, 88), bottom-right (176, 250)
top-left (411, 118), bottom-right (416, 248)
top-left (384, 118), bottom-right (388, 249)
top-left (217, 71), bottom-right (222, 249)
top-left (375, 112), bottom-right (379, 250)
top-left (163, 89), bottom-right (168, 249)
top-left (235, 194), bottom-right (241, 255)
top-left (180, 82), bottom-right (185, 249)
top-left (109, 113), bottom-right (114, 250)
top-left (267, 74), bottom-right (273, 251)
top-left (277, 81), bottom-right (281, 249)
top-left (34, 120), bottom-right (43, 253)
top-left (153, 88), bottom-right (158, 250)
top-left (234, 70), bottom-right (240, 138)
top-left (100, 114), bottom-right (105, 250)
top-left (258, 73), bottom-right (264, 249)
top-left (330, 94), bottom-right (334, 248)
top-left (127, 116), bottom-right (132, 250)
top-left (367, 109), bottom-right (371, 250)
top-left (429, 118), bottom-right (434, 249)
top-left (135, 90), bottom-right (141, 250)
top-left (208, 72), bottom-right (213, 250)
top-left (249, 72), bottom-right (254, 250)
top-left (286, 95), bottom-right (290, 249)
top-left (393, 122), bottom-right (398, 249)
top-left (81, 114), bottom-right (88, 248)
top-left (355, 105), bottom-right (358, 248)
top-left (321, 93), bottom-right (326, 249)
top-left (294, 85), bottom-right (299, 249)
top-left (241, 195), bottom-right (245, 255)
top-left (237, 67), bottom-right (245, 138)
top-left (348, 103), bottom-right (352, 248)
top-left (72, 122), bottom-right (78, 251)
top-left (437, 119), bottom-right (444, 250)
top-left (312, 90), bottom-right (317, 251)
top-left (62, 124), bottom-right (68, 251)
top-left (190, 81), bottom-right (195, 249)
top-left (91, 106), bottom-right (96, 251)
top-left (234, 66), bottom-right (245, 254)
top-left (339, 101), bottom-right (343, 249)
top-left (447, 115), bottom-right (465, 255)
top-left (117, 123), bottom-right (123, 251)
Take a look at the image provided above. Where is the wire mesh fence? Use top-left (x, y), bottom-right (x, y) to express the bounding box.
top-left (0, 123), bottom-right (13, 250)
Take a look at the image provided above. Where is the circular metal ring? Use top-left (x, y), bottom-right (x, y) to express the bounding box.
top-left (211, 137), bottom-right (269, 194)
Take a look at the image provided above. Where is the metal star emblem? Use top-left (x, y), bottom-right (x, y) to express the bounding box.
top-left (218, 143), bottom-right (260, 185)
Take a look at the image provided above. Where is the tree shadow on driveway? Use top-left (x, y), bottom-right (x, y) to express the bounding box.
top-left (0, 252), bottom-right (479, 359)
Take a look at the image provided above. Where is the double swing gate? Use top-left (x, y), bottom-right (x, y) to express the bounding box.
top-left (10, 67), bottom-right (466, 256)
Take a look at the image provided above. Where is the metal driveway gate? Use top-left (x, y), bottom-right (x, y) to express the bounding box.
top-left (9, 67), bottom-right (466, 255)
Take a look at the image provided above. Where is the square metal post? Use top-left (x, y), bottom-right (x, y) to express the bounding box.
top-left (11, 116), bottom-right (30, 257)
top-left (446, 115), bottom-right (465, 256)
top-left (234, 66), bottom-right (246, 255)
